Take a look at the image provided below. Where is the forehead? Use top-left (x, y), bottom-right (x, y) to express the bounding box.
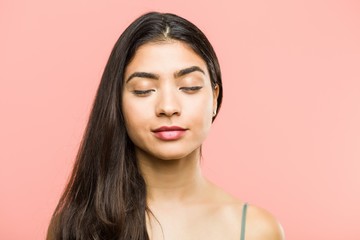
top-left (124, 40), bottom-right (208, 76)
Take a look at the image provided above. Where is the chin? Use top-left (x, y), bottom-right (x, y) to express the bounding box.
top-left (136, 145), bottom-right (201, 161)
top-left (153, 150), bottom-right (196, 161)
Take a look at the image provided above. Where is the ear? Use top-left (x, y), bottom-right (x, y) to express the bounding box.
top-left (212, 84), bottom-right (220, 113)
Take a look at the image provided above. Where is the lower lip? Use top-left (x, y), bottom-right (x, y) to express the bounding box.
top-left (153, 130), bottom-right (186, 141)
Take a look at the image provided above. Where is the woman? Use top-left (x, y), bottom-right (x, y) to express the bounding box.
top-left (47, 12), bottom-right (284, 240)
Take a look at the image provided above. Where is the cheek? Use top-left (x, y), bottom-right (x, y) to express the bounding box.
top-left (122, 97), bottom-right (151, 134)
top-left (186, 94), bottom-right (214, 128)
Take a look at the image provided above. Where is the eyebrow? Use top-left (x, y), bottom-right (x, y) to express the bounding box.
top-left (125, 66), bottom-right (205, 83)
top-left (175, 66), bottom-right (205, 78)
top-left (126, 72), bottom-right (158, 83)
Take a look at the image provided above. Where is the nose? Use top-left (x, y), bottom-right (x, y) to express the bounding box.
top-left (155, 88), bottom-right (181, 117)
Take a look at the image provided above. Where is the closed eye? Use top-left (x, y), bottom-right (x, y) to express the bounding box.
top-left (180, 86), bottom-right (203, 92)
top-left (132, 89), bottom-right (155, 96)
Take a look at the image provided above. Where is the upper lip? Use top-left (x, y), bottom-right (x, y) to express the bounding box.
top-left (152, 126), bottom-right (187, 132)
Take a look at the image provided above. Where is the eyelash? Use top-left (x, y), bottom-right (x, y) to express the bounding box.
top-left (132, 86), bottom-right (203, 96)
top-left (132, 89), bottom-right (155, 96)
top-left (180, 86), bottom-right (203, 92)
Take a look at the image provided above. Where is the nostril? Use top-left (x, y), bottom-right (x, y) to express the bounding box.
top-left (158, 109), bottom-right (180, 117)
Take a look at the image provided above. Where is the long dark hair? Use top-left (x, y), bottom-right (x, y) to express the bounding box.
top-left (48, 11), bottom-right (223, 240)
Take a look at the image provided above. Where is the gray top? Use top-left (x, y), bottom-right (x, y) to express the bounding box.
top-left (240, 203), bottom-right (248, 240)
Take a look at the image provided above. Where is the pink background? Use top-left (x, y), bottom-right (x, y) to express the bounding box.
top-left (1, 0), bottom-right (360, 239)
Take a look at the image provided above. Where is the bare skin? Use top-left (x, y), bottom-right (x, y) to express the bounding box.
top-left (122, 40), bottom-right (285, 240)
top-left (138, 147), bottom-right (284, 240)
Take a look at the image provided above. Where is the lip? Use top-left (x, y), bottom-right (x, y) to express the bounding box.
top-left (152, 126), bottom-right (187, 141)
top-left (153, 126), bottom-right (186, 132)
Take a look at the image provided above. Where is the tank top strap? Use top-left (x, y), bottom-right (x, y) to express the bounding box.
top-left (240, 203), bottom-right (248, 240)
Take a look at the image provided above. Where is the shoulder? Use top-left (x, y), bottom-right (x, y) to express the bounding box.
top-left (245, 204), bottom-right (285, 240)
top-left (204, 181), bottom-right (285, 239)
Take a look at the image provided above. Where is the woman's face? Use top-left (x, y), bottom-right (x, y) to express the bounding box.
top-left (122, 40), bottom-right (219, 160)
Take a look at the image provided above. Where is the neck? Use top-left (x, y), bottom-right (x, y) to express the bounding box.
top-left (136, 147), bottom-right (206, 203)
